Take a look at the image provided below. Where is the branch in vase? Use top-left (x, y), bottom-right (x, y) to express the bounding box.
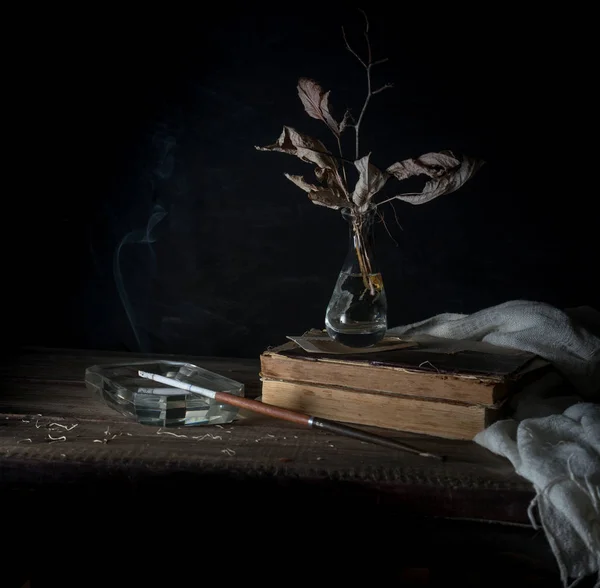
top-left (342, 11), bottom-right (393, 159)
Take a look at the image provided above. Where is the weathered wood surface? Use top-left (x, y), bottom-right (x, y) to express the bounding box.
top-left (0, 347), bottom-right (534, 523)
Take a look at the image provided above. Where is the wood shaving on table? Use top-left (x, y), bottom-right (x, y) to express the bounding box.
top-left (254, 435), bottom-right (280, 442)
top-left (156, 428), bottom-right (188, 438)
top-left (221, 448), bottom-right (236, 456)
top-left (48, 423), bottom-right (78, 431)
top-left (191, 434), bottom-right (223, 441)
top-left (47, 434), bottom-right (66, 442)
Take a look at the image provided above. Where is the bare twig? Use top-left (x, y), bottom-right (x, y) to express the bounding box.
top-left (373, 83), bottom-right (393, 95)
top-left (336, 136), bottom-right (348, 186)
top-left (343, 11), bottom-right (392, 159)
top-left (376, 208), bottom-right (398, 246)
top-left (341, 26), bottom-right (366, 69)
top-left (360, 8), bottom-right (372, 64)
top-left (389, 200), bottom-right (404, 231)
top-left (359, 8), bottom-right (369, 32)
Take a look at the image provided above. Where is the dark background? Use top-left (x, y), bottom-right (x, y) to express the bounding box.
top-left (9, 5), bottom-right (597, 358)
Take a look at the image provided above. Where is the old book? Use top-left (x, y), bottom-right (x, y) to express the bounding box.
top-left (260, 379), bottom-right (496, 439)
top-left (259, 334), bottom-right (553, 439)
top-left (260, 335), bottom-right (550, 407)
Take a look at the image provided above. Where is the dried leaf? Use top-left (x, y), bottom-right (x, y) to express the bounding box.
top-left (339, 109), bottom-right (352, 134)
top-left (351, 154), bottom-right (389, 211)
top-left (255, 126), bottom-right (338, 171)
top-left (309, 192), bottom-right (346, 209)
top-left (393, 153), bottom-right (484, 205)
top-left (386, 151), bottom-right (460, 182)
top-left (297, 78), bottom-right (340, 136)
top-left (315, 167), bottom-right (346, 201)
top-left (284, 173), bottom-right (345, 209)
top-left (414, 151), bottom-right (460, 170)
top-left (256, 126), bottom-right (348, 203)
top-left (284, 174), bottom-right (322, 193)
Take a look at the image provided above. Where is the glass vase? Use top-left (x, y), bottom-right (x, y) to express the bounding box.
top-left (325, 207), bottom-right (388, 347)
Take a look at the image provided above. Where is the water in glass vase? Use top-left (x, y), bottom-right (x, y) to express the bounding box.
top-left (325, 208), bottom-right (388, 347)
top-left (325, 270), bottom-right (388, 346)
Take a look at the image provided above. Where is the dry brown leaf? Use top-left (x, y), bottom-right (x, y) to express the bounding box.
top-left (315, 167), bottom-right (346, 201)
top-left (417, 152), bottom-right (461, 169)
top-left (297, 78), bottom-right (341, 136)
top-left (393, 153), bottom-right (484, 205)
top-left (255, 126), bottom-right (338, 171)
top-left (351, 154), bottom-right (389, 211)
top-left (308, 192), bottom-right (346, 209)
top-left (256, 126), bottom-right (348, 203)
top-left (386, 151), bottom-right (460, 181)
top-left (339, 109), bottom-right (352, 133)
top-left (284, 174), bottom-right (322, 193)
top-left (284, 174), bottom-right (346, 209)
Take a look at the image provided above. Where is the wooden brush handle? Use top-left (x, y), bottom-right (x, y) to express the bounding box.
top-left (214, 391), bottom-right (310, 426)
top-left (312, 418), bottom-right (445, 460)
top-left (213, 391), bottom-right (445, 460)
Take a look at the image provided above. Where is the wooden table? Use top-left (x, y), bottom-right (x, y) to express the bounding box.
top-left (0, 347), bottom-right (566, 586)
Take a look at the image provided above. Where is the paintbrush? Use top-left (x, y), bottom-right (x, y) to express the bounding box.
top-left (138, 370), bottom-right (445, 461)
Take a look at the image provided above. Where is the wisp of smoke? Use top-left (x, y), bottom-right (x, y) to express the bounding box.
top-left (113, 204), bottom-right (167, 351)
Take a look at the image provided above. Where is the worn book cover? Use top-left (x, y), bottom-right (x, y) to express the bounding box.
top-left (260, 332), bottom-right (552, 406)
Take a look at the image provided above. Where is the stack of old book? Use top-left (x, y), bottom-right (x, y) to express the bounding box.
top-left (259, 331), bottom-right (552, 440)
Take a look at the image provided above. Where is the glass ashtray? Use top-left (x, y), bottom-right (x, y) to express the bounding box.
top-left (85, 360), bottom-right (244, 427)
